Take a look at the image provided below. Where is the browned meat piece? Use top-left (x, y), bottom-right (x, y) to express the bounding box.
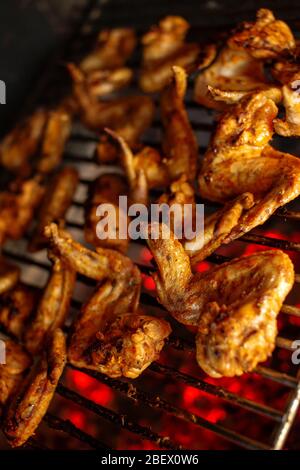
top-left (185, 193), bottom-right (255, 265)
top-left (80, 28), bottom-right (136, 72)
top-left (0, 259), bottom-right (20, 295)
top-left (29, 167), bottom-right (78, 252)
top-left (161, 66), bottom-right (198, 181)
top-left (3, 329), bottom-right (66, 447)
top-left (0, 339), bottom-right (32, 414)
top-left (68, 277), bottom-right (170, 379)
top-left (139, 16), bottom-right (200, 92)
top-left (68, 63), bottom-right (154, 147)
top-left (24, 253), bottom-right (76, 355)
top-left (44, 223), bottom-right (136, 282)
top-left (0, 284), bottom-right (38, 340)
top-left (0, 177), bottom-right (44, 246)
top-left (0, 109), bottom-right (46, 175)
top-left (198, 92), bottom-right (300, 242)
top-left (84, 173), bottom-right (130, 253)
top-left (146, 223), bottom-right (294, 377)
top-left (228, 8), bottom-right (295, 59)
top-left (36, 109), bottom-right (72, 174)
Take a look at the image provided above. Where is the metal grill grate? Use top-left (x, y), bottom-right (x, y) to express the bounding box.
top-left (1, 0), bottom-right (300, 451)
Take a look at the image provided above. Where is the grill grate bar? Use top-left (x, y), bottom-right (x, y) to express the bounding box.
top-left (44, 412), bottom-right (110, 450)
top-left (64, 366), bottom-right (270, 450)
top-left (56, 384), bottom-right (181, 450)
top-left (68, 364), bottom-right (282, 422)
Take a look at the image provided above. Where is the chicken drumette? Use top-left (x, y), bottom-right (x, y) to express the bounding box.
top-left (29, 167), bottom-right (78, 252)
top-left (198, 91), bottom-right (300, 242)
top-left (139, 16), bottom-right (200, 92)
top-left (44, 223), bottom-right (171, 378)
top-left (3, 329), bottom-right (66, 447)
top-left (146, 223), bottom-right (294, 377)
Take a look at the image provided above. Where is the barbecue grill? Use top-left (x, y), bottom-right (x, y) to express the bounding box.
top-left (1, 0), bottom-right (300, 451)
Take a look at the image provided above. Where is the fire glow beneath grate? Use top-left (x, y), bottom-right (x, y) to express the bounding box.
top-left (1, 0), bottom-right (300, 451)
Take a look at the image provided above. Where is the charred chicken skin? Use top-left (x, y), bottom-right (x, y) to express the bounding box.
top-left (24, 252), bottom-right (76, 355)
top-left (3, 329), bottom-right (66, 447)
top-left (198, 91), bottom-right (300, 242)
top-left (139, 16), bottom-right (200, 92)
top-left (146, 223), bottom-right (294, 377)
top-left (29, 167), bottom-right (78, 252)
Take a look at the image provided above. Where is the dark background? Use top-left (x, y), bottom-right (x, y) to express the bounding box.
top-left (0, 0), bottom-right (300, 134)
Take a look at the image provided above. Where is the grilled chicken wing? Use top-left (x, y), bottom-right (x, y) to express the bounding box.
top-left (0, 177), bottom-right (44, 245)
top-left (0, 339), bottom-right (31, 413)
top-left (185, 193), bottom-right (255, 265)
top-left (80, 28), bottom-right (136, 73)
top-left (29, 167), bottom-right (78, 252)
top-left (68, 279), bottom-right (170, 379)
top-left (68, 63), bottom-right (154, 146)
top-left (85, 173), bottom-right (130, 253)
top-left (228, 8), bottom-right (295, 59)
top-left (0, 259), bottom-right (20, 295)
top-left (198, 92), bottom-right (300, 242)
top-left (3, 329), bottom-right (66, 447)
top-left (194, 46), bottom-right (281, 110)
top-left (146, 223), bottom-right (294, 377)
top-left (0, 284), bottom-right (38, 340)
top-left (24, 252), bottom-right (75, 355)
top-left (36, 109), bottom-right (71, 174)
top-left (0, 110), bottom-right (46, 175)
top-left (161, 66), bottom-right (198, 181)
top-left (271, 49), bottom-right (300, 136)
top-left (139, 16), bottom-right (200, 92)
top-left (83, 67), bottom-right (133, 98)
top-left (44, 223), bottom-right (135, 281)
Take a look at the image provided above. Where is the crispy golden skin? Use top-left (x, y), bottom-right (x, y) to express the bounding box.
top-left (24, 253), bottom-right (75, 355)
top-left (29, 167), bottom-right (78, 252)
top-left (198, 92), bottom-right (300, 241)
top-left (68, 277), bottom-right (170, 379)
top-left (80, 28), bottom-right (136, 73)
top-left (194, 46), bottom-right (281, 110)
top-left (0, 339), bottom-right (32, 413)
top-left (44, 223), bottom-right (136, 281)
top-left (185, 193), bottom-right (254, 265)
top-left (271, 51), bottom-right (300, 136)
top-left (0, 110), bottom-right (46, 175)
top-left (0, 177), bottom-right (44, 246)
top-left (0, 284), bottom-right (38, 340)
top-left (0, 259), bottom-right (20, 295)
top-left (68, 63), bottom-right (154, 146)
top-left (161, 66), bottom-right (198, 181)
top-left (85, 173), bottom-right (130, 253)
top-left (139, 16), bottom-right (200, 92)
top-left (36, 109), bottom-right (71, 174)
top-left (228, 8), bottom-right (295, 59)
top-left (3, 329), bottom-right (66, 447)
top-left (147, 223), bottom-right (294, 377)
